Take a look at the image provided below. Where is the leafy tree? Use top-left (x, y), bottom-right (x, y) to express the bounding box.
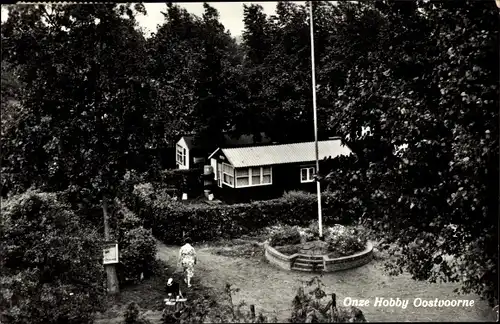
top-left (146, 3), bottom-right (204, 145)
top-left (236, 4), bottom-right (274, 139)
top-left (262, 1), bottom-right (313, 143)
top-left (1, 4), bottom-right (158, 296)
top-left (1, 60), bottom-right (25, 134)
top-left (240, 1), bottom-right (337, 143)
top-left (0, 190), bottom-right (106, 324)
top-left (147, 3), bottom-right (244, 152)
top-left (192, 3), bottom-right (244, 152)
top-left (1, 4), bottom-right (156, 212)
top-left (323, 0), bottom-right (498, 306)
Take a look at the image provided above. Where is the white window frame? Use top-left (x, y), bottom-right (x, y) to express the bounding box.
top-left (235, 166), bottom-right (273, 188)
top-left (176, 144), bottom-right (186, 166)
top-left (221, 162), bottom-right (235, 187)
top-left (300, 167), bottom-right (316, 183)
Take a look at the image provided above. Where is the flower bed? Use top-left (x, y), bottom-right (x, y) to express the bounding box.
top-left (265, 222), bottom-right (373, 272)
top-left (268, 222), bottom-right (367, 257)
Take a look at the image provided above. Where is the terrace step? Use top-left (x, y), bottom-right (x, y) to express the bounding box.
top-left (295, 258), bottom-right (323, 264)
top-left (291, 262), bottom-right (325, 270)
top-left (295, 255), bottom-right (325, 260)
top-left (291, 264), bottom-right (325, 272)
top-left (292, 267), bottom-right (314, 272)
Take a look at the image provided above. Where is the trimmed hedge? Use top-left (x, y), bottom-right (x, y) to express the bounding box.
top-left (131, 189), bottom-right (356, 245)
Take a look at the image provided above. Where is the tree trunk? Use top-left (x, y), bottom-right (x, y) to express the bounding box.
top-left (103, 197), bottom-right (119, 295)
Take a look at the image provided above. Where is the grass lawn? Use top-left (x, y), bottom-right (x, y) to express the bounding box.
top-left (156, 235), bottom-right (496, 323)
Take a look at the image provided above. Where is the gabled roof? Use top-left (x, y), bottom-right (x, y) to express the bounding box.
top-left (210, 139), bottom-right (353, 168)
top-left (181, 136), bottom-right (196, 150)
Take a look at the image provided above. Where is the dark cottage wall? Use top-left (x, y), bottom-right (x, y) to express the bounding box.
top-left (213, 162), bottom-right (322, 203)
top-left (190, 148), bottom-right (207, 168)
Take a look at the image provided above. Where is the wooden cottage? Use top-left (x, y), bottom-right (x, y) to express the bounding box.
top-left (207, 138), bottom-right (353, 201)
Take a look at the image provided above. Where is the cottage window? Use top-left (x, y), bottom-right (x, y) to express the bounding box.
top-left (176, 144), bottom-right (186, 166)
top-left (235, 166), bottom-right (272, 187)
top-left (235, 168), bottom-right (249, 186)
top-left (222, 163), bottom-right (234, 187)
top-left (300, 167), bottom-right (315, 183)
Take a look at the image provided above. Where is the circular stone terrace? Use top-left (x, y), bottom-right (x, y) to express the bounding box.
top-left (264, 240), bottom-right (374, 272)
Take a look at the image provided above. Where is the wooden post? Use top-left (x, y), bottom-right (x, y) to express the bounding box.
top-left (250, 304), bottom-right (255, 321)
top-left (309, 0), bottom-right (323, 239)
top-left (103, 197), bottom-right (119, 294)
top-left (331, 293), bottom-right (336, 322)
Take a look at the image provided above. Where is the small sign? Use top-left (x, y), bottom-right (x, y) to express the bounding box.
top-left (103, 242), bottom-right (119, 264)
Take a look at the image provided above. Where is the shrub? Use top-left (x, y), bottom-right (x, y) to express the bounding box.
top-left (108, 200), bottom-right (158, 285)
top-left (290, 277), bottom-right (366, 323)
top-left (303, 220), bottom-right (321, 241)
top-left (161, 283), bottom-right (277, 324)
top-left (269, 225), bottom-right (302, 247)
top-left (123, 302), bottom-right (152, 324)
top-left (1, 190), bottom-right (106, 324)
top-left (126, 187), bottom-right (355, 245)
top-left (112, 199), bottom-right (144, 235)
top-left (117, 227), bottom-right (157, 284)
top-left (326, 226), bottom-right (367, 258)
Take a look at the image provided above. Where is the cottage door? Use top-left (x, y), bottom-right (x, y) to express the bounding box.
top-left (217, 162), bottom-right (222, 187)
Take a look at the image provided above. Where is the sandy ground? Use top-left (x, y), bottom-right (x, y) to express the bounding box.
top-left (156, 242), bottom-right (496, 323)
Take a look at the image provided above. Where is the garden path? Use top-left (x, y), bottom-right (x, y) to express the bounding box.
top-left (156, 241), bottom-right (495, 322)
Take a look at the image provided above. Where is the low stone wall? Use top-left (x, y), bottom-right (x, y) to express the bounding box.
top-left (264, 244), bottom-right (299, 271)
top-left (323, 242), bottom-right (373, 272)
top-left (264, 242), bottom-right (373, 272)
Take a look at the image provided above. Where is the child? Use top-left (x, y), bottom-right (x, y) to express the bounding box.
top-left (165, 277), bottom-right (182, 300)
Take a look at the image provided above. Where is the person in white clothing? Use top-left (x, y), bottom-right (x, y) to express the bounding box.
top-left (178, 237), bottom-right (196, 288)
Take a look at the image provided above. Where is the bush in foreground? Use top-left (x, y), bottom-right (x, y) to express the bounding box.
top-left (268, 225), bottom-right (302, 247)
top-left (0, 190), bottom-right (106, 324)
top-left (111, 200), bottom-right (158, 285)
top-left (290, 277), bottom-right (366, 323)
top-left (118, 227), bottom-right (157, 284)
top-left (123, 302), bottom-right (152, 324)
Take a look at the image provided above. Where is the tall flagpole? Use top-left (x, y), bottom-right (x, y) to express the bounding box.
top-left (309, 1), bottom-right (323, 239)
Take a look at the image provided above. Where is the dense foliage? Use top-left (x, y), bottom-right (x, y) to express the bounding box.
top-left (0, 190), bottom-right (106, 324)
top-left (161, 283), bottom-right (277, 323)
top-left (268, 222), bottom-right (367, 258)
top-left (321, 0), bottom-right (499, 306)
top-left (1, 0), bottom-right (497, 309)
top-left (325, 225), bottom-right (366, 258)
top-left (123, 302), bottom-right (152, 324)
top-left (268, 225), bottom-right (302, 247)
top-left (130, 189), bottom-right (352, 244)
top-left (290, 277), bottom-right (366, 323)
top-left (110, 201), bottom-right (158, 285)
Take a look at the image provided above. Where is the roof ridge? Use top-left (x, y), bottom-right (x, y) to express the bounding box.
top-left (221, 139), bottom-right (341, 150)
